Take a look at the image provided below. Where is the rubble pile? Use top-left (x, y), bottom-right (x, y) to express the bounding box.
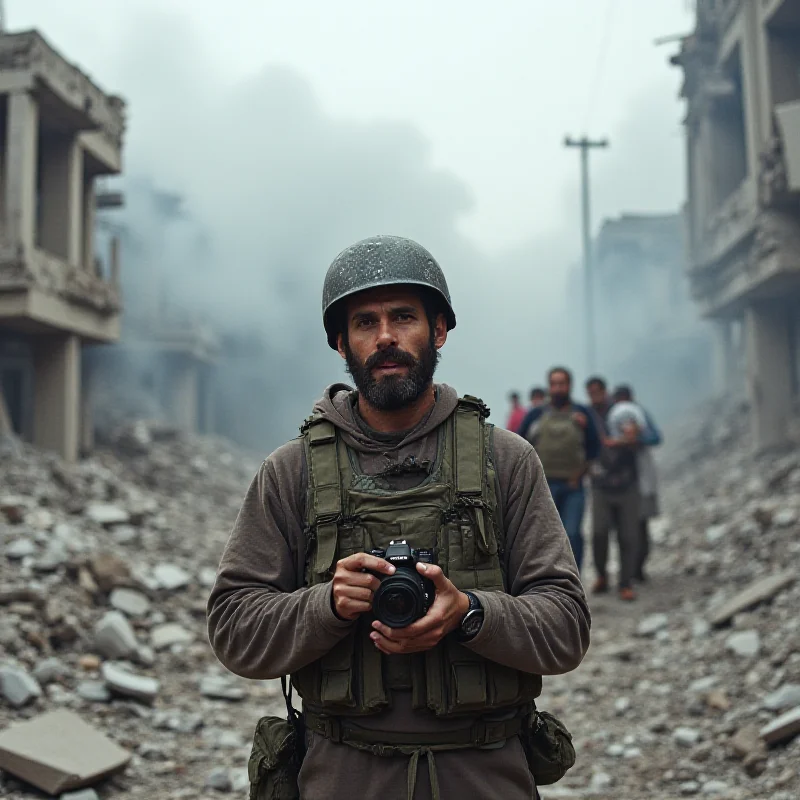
top-left (0, 422), bottom-right (282, 799)
top-left (541, 404), bottom-right (800, 799)
top-left (2, 405), bottom-right (799, 799)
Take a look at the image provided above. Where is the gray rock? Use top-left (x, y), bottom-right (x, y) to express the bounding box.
top-left (101, 662), bottom-right (160, 704)
top-left (200, 675), bottom-right (247, 701)
top-left (152, 563), bottom-right (191, 591)
top-left (691, 618), bottom-right (711, 639)
top-left (763, 683), bottom-right (800, 712)
top-left (0, 620), bottom-right (18, 647)
top-left (86, 503), bottom-right (130, 526)
top-left (32, 657), bottom-right (70, 685)
top-left (199, 567), bottom-right (217, 588)
top-left (590, 772), bottom-right (612, 791)
top-left (689, 676), bottom-right (718, 694)
top-left (705, 523), bottom-right (727, 544)
top-left (77, 681), bottom-right (112, 703)
top-left (135, 645), bottom-right (156, 667)
top-left (605, 744), bottom-right (625, 757)
top-left (151, 622), bottom-right (194, 650)
top-left (701, 781), bottom-right (729, 796)
top-left (60, 791), bottom-right (100, 800)
top-left (725, 630), bottom-right (761, 658)
top-left (760, 705), bottom-right (800, 746)
top-left (673, 727), bottom-right (701, 748)
top-left (773, 508), bottom-right (798, 527)
top-left (109, 525), bottom-right (139, 545)
top-left (206, 767), bottom-right (233, 792)
top-left (637, 613), bottom-right (669, 637)
top-left (614, 697), bottom-right (631, 716)
top-left (94, 611), bottom-right (139, 660)
top-left (0, 665), bottom-right (42, 707)
top-left (6, 538), bottom-right (37, 559)
top-left (152, 709), bottom-right (204, 733)
top-left (110, 587), bottom-right (151, 618)
top-left (33, 543), bottom-right (69, 572)
top-left (679, 782), bottom-right (700, 796)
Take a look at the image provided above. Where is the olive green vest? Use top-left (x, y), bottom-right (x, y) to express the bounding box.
top-left (291, 395), bottom-right (541, 719)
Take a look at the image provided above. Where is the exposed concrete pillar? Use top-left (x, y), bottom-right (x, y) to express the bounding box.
top-left (165, 356), bottom-right (198, 431)
top-left (80, 348), bottom-right (95, 455)
top-left (5, 91), bottom-right (39, 249)
top-left (39, 135), bottom-right (83, 264)
top-left (83, 177), bottom-right (96, 271)
top-left (33, 334), bottom-right (81, 462)
top-left (740, 0), bottom-right (767, 180)
top-left (712, 318), bottom-right (737, 396)
top-left (745, 302), bottom-right (793, 450)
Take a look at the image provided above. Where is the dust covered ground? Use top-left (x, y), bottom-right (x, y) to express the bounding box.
top-left (1, 406), bottom-right (799, 799)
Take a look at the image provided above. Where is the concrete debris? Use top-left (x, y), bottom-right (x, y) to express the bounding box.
top-left (152, 563), bottom-right (192, 591)
top-left (0, 709), bottom-right (130, 794)
top-left (32, 657), bottom-right (70, 685)
top-left (725, 629), bottom-right (761, 658)
top-left (76, 681), bottom-right (112, 703)
top-left (109, 587), bottom-right (151, 617)
top-left (5, 538), bottom-right (37, 560)
top-left (93, 610), bottom-right (139, 660)
top-left (636, 613), bottom-right (669, 637)
top-left (763, 684), bottom-right (800, 712)
top-left (88, 553), bottom-right (133, 592)
top-left (60, 790), bottom-right (101, 800)
top-left (205, 767), bottom-right (233, 792)
top-left (101, 662), bottom-right (160, 704)
top-left (199, 675), bottom-right (247, 701)
top-left (0, 666), bottom-right (42, 708)
top-left (151, 622), bottom-right (195, 650)
top-left (708, 570), bottom-right (796, 627)
top-left (85, 503), bottom-right (130, 526)
top-left (673, 727), bottom-right (702, 748)
top-left (760, 706), bottom-right (800, 747)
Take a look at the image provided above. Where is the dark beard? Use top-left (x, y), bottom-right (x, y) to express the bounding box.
top-left (550, 393), bottom-right (570, 409)
top-left (344, 339), bottom-right (440, 411)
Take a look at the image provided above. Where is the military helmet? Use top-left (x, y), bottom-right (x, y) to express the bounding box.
top-left (322, 235), bottom-right (457, 349)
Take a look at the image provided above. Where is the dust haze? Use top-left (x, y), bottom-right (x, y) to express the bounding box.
top-left (21, 2), bottom-right (704, 451)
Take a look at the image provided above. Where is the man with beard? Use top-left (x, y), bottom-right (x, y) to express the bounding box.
top-left (517, 368), bottom-right (601, 574)
top-left (207, 236), bottom-right (590, 800)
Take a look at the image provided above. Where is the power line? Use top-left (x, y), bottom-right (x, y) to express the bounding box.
top-left (583, 0), bottom-right (618, 131)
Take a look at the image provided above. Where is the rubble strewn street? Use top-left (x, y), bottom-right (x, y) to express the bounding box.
top-left (2, 405), bottom-right (799, 799)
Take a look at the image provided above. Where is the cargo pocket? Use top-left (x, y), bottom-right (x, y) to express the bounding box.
top-left (426, 636), bottom-right (488, 715)
top-left (248, 716), bottom-right (302, 800)
top-left (519, 709), bottom-right (576, 786)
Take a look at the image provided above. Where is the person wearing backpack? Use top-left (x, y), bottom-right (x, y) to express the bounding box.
top-left (517, 367), bottom-right (601, 573)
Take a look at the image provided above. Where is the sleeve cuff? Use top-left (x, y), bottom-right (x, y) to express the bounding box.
top-left (312, 582), bottom-right (356, 636)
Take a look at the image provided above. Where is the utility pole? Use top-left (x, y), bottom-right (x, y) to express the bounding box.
top-left (564, 135), bottom-right (609, 375)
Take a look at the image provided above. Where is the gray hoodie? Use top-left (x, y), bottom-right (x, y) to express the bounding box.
top-left (208, 383), bottom-right (590, 800)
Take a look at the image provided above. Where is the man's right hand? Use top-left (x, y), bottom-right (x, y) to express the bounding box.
top-left (331, 552), bottom-right (396, 621)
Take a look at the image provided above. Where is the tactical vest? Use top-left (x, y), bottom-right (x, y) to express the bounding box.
top-left (291, 396), bottom-right (541, 720)
top-left (533, 406), bottom-right (585, 481)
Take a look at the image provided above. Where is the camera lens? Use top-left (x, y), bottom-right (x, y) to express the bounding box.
top-left (373, 572), bottom-right (424, 628)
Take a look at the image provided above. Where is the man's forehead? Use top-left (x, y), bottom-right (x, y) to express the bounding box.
top-left (345, 286), bottom-right (424, 314)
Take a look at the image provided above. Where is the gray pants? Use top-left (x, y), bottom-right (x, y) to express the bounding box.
top-left (592, 486), bottom-right (640, 590)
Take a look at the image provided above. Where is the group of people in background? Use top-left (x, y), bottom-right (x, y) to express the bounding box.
top-left (506, 368), bottom-right (662, 601)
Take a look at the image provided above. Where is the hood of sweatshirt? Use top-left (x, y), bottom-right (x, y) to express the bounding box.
top-left (311, 382), bottom-right (460, 453)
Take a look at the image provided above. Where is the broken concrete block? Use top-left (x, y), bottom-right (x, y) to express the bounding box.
top-left (0, 665), bottom-right (42, 708)
top-left (93, 611), bottom-right (139, 660)
top-left (725, 630), bottom-right (761, 658)
top-left (85, 503), bottom-right (130, 526)
top-left (637, 613), bottom-right (669, 637)
top-left (763, 683), bottom-right (800, 712)
top-left (760, 705), bottom-right (800, 747)
top-left (109, 587), bottom-right (151, 617)
top-left (101, 662), bottom-right (159, 704)
top-left (151, 622), bottom-right (194, 650)
top-left (709, 570), bottom-right (796, 627)
top-left (77, 681), bottom-right (112, 703)
top-left (0, 709), bottom-right (130, 795)
top-left (152, 563), bottom-right (191, 591)
top-left (61, 790), bottom-right (101, 800)
top-left (199, 675), bottom-right (247, 701)
top-left (33, 657), bottom-right (70, 685)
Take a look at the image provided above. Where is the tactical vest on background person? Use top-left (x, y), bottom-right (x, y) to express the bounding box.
top-left (293, 395), bottom-right (541, 720)
top-left (529, 406), bottom-right (585, 481)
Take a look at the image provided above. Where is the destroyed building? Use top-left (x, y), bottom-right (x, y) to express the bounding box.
top-left (0, 30), bottom-right (125, 462)
top-left (592, 212), bottom-right (713, 422)
top-left (672, 0), bottom-right (800, 449)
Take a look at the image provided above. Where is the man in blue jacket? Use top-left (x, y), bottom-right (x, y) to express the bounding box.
top-left (518, 367), bottom-right (601, 573)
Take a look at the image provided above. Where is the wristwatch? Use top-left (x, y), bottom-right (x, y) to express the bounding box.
top-left (456, 591), bottom-right (484, 642)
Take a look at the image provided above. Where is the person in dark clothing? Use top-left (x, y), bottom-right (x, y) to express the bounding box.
top-left (518, 368), bottom-right (601, 574)
top-left (529, 387), bottom-right (547, 409)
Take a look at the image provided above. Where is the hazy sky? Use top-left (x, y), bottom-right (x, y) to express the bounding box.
top-left (16, 0), bottom-right (696, 446)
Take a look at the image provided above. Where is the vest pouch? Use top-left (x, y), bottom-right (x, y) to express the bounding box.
top-left (292, 630), bottom-right (358, 710)
top-left (520, 709), bottom-right (576, 786)
top-left (248, 716), bottom-right (301, 800)
top-left (426, 636), bottom-right (488, 714)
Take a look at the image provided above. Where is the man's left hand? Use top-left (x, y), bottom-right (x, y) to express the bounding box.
top-left (370, 564), bottom-right (470, 655)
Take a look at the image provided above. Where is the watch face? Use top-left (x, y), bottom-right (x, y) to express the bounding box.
top-left (462, 611), bottom-right (483, 638)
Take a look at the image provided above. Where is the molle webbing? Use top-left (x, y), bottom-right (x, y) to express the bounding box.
top-left (305, 419), bottom-right (341, 577)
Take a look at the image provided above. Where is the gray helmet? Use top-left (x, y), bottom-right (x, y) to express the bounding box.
top-left (322, 235), bottom-right (456, 349)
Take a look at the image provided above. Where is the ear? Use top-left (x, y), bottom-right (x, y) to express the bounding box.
top-left (336, 332), bottom-right (347, 360)
top-left (433, 313), bottom-right (448, 350)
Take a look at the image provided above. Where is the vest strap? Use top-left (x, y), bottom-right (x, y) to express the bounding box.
top-left (305, 417), bottom-right (342, 576)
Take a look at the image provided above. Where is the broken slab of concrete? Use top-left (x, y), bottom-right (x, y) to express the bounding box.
top-left (0, 665), bottom-right (42, 708)
top-left (0, 709), bottom-right (130, 795)
top-left (709, 570), bottom-right (796, 627)
top-left (760, 706), bottom-right (800, 747)
top-left (101, 662), bottom-right (159, 704)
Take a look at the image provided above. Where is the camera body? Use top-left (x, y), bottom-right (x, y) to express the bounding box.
top-left (366, 540), bottom-right (437, 628)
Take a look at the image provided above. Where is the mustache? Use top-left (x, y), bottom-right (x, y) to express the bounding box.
top-left (365, 347), bottom-right (418, 370)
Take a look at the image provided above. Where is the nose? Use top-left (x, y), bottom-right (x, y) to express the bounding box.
top-left (375, 318), bottom-right (397, 349)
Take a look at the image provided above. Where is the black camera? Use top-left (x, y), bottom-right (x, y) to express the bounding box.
top-left (366, 540), bottom-right (437, 628)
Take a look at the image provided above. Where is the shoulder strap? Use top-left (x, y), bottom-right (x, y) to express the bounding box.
top-left (303, 415), bottom-right (342, 577)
